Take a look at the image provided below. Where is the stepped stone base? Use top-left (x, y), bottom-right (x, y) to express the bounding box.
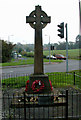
top-left (27, 74), bottom-right (51, 94)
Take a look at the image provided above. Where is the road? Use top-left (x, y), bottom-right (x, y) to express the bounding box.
top-left (2, 60), bottom-right (80, 76)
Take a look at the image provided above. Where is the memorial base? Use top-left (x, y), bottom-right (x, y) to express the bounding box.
top-left (27, 74), bottom-right (51, 94)
top-left (38, 96), bottom-right (53, 105)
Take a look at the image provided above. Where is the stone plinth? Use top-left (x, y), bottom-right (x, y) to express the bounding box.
top-left (27, 74), bottom-right (51, 94)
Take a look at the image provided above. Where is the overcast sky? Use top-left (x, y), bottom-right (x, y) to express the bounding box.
top-left (0, 0), bottom-right (80, 44)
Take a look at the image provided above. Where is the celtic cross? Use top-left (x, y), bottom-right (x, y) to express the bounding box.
top-left (26, 5), bottom-right (51, 75)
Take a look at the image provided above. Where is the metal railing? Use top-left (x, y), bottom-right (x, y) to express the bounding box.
top-left (1, 72), bottom-right (81, 90)
top-left (1, 72), bottom-right (81, 119)
top-left (1, 90), bottom-right (81, 119)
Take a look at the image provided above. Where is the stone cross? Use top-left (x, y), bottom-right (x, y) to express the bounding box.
top-left (26, 5), bottom-right (51, 75)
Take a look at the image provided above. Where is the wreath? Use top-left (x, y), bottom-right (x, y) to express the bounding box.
top-left (32, 80), bottom-right (44, 92)
top-left (25, 80), bottom-right (53, 92)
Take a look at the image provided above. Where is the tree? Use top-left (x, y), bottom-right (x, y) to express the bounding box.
top-left (18, 47), bottom-right (23, 53)
top-left (79, 35), bottom-right (81, 48)
top-left (2, 40), bottom-right (15, 63)
top-left (13, 43), bottom-right (34, 53)
top-left (68, 41), bottom-right (75, 49)
top-left (56, 41), bottom-right (66, 50)
top-left (13, 42), bottom-right (23, 53)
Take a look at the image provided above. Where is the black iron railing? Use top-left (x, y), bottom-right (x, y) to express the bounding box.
top-left (1, 72), bottom-right (81, 90)
top-left (1, 90), bottom-right (81, 119)
top-left (1, 72), bottom-right (81, 119)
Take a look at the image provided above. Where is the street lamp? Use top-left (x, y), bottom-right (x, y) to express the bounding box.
top-left (8, 35), bottom-right (14, 42)
top-left (45, 35), bottom-right (51, 64)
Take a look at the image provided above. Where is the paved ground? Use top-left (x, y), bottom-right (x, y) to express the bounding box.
top-left (2, 60), bottom-right (80, 76)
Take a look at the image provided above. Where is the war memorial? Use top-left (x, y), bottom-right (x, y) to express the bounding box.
top-left (1, 5), bottom-right (81, 120)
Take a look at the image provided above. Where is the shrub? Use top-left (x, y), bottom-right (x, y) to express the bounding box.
top-left (21, 51), bottom-right (28, 57)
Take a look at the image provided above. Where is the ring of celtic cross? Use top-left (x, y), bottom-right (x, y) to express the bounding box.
top-left (29, 10), bottom-right (48, 29)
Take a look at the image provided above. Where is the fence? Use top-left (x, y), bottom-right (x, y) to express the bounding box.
top-left (1, 90), bottom-right (81, 119)
top-left (2, 72), bottom-right (81, 90)
top-left (1, 72), bottom-right (81, 119)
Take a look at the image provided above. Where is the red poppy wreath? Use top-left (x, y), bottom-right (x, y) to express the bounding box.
top-left (25, 80), bottom-right (53, 92)
top-left (32, 80), bottom-right (44, 92)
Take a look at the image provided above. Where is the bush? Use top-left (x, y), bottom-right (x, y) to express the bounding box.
top-left (27, 52), bottom-right (34, 57)
top-left (21, 51), bottom-right (34, 57)
top-left (21, 51), bottom-right (28, 57)
top-left (2, 40), bottom-right (15, 63)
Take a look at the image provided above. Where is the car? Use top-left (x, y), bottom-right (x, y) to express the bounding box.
top-left (55, 54), bottom-right (66, 60)
top-left (46, 55), bottom-right (57, 60)
top-left (18, 54), bottom-right (22, 58)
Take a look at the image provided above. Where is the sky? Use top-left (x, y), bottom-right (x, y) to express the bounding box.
top-left (0, 0), bottom-right (80, 44)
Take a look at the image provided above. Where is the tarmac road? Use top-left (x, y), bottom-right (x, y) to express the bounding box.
top-left (2, 60), bottom-right (80, 76)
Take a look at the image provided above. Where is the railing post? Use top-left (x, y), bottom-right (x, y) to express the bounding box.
top-left (24, 92), bottom-right (26, 120)
top-left (74, 72), bottom-right (75, 85)
top-left (66, 90), bottom-right (68, 119)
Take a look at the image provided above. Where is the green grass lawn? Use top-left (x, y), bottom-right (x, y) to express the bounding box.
top-left (2, 75), bottom-right (29, 89)
top-left (2, 70), bottom-right (81, 90)
top-left (43, 49), bottom-right (80, 59)
top-left (1, 48), bottom-right (80, 66)
top-left (2, 58), bottom-right (62, 66)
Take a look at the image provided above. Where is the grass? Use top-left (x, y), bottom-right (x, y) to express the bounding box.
top-left (47, 72), bottom-right (74, 88)
top-left (2, 58), bottom-right (34, 66)
top-left (2, 70), bottom-right (81, 90)
top-left (1, 48), bottom-right (80, 66)
top-left (2, 75), bottom-right (29, 89)
top-left (43, 49), bottom-right (80, 59)
top-left (2, 58), bottom-right (62, 66)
